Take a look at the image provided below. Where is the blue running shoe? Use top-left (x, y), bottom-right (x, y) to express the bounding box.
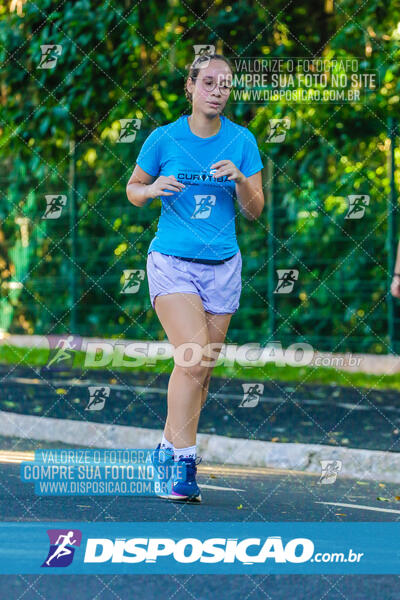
top-left (165, 456), bottom-right (202, 503)
top-left (152, 443), bottom-right (175, 498)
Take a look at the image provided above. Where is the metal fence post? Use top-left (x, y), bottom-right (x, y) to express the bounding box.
top-left (68, 138), bottom-right (77, 334)
top-left (267, 156), bottom-right (276, 339)
top-left (387, 117), bottom-right (397, 354)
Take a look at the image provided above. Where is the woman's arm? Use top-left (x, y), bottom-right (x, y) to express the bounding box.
top-left (210, 160), bottom-right (264, 221)
top-left (390, 240), bottom-right (400, 298)
top-left (235, 170), bottom-right (264, 221)
top-left (126, 164), bottom-right (186, 208)
top-left (126, 164), bottom-right (156, 208)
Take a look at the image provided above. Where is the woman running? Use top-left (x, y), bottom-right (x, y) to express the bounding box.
top-left (126, 52), bottom-right (264, 502)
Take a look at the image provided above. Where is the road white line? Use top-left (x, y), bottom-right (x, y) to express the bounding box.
top-left (199, 484), bottom-right (245, 492)
top-left (316, 501), bottom-right (400, 514)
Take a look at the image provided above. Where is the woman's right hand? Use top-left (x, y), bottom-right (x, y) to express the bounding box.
top-left (391, 275), bottom-right (400, 298)
top-left (147, 175), bottom-right (186, 198)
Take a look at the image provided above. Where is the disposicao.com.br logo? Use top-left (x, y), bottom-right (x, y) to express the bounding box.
top-left (83, 536), bottom-right (363, 565)
top-left (42, 529), bottom-right (82, 567)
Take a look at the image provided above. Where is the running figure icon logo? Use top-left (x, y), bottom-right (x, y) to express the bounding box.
top-left (117, 118), bottom-right (142, 143)
top-left (41, 529), bottom-right (82, 568)
top-left (120, 269), bottom-right (145, 293)
top-left (345, 194), bottom-right (370, 219)
top-left (317, 460), bottom-right (342, 484)
top-left (46, 335), bottom-right (78, 368)
top-left (192, 44), bottom-right (215, 68)
top-left (274, 269), bottom-right (299, 294)
top-left (85, 385), bottom-right (110, 411)
top-left (37, 44), bottom-right (62, 69)
top-left (266, 118), bottom-right (291, 143)
top-left (42, 195), bottom-right (67, 219)
top-left (239, 383), bottom-right (264, 408)
top-left (191, 195), bottom-right (216, 219)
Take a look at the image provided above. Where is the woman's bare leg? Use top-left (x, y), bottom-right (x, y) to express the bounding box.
top-left (200, 311), bottom-right (233, 410)
top-left (154, 292), bottom-right (210, 449)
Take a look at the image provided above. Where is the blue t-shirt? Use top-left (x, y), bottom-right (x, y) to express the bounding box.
top-left (135, 114), bottom-right (264, 260)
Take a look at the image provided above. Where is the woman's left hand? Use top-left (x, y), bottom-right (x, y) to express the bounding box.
top-left (210, 160), bottom-right (246, 183)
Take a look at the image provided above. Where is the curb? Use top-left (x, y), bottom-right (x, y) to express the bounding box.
top-left (1, 410), bottom-right (399, 484)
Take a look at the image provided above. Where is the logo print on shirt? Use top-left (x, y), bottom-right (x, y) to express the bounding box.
top-left (191, 195), bottom-right (216, 219)
top-left (177, 172), bottom-right (229, 183)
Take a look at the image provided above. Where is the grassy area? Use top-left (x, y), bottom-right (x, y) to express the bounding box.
top-left (0, 344), bottom-right (399, 391)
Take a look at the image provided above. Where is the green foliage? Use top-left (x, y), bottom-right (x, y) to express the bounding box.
top-left (1, 0), bottom-right (400, 352)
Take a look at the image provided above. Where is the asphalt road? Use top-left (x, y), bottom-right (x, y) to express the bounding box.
top-left (1, 361), bottom-right (400, 598)
top-left (1, 440), bottom-right (400, 599)
top-left (1, 364), bottom-right (400, 452)
top-left (1, 449), bottom-right (400, 522)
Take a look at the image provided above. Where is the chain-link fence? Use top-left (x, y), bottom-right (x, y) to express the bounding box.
top-left (1, 123), bottom-right (399, 354)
